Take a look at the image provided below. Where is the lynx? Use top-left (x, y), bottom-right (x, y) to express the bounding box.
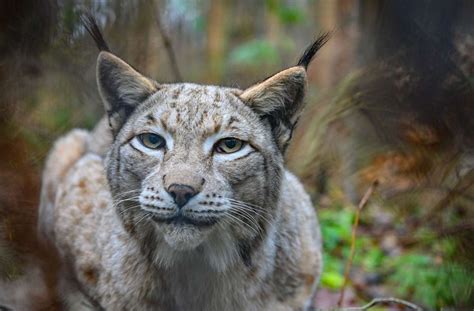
top-left (38, 21), bottom-right (328, 310)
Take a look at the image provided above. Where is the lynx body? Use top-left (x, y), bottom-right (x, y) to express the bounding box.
top-left (39, 33), bottom-right (328, 310)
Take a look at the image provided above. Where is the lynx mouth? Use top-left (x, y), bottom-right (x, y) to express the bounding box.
top-left (151, 213), bottom-right (218, 227)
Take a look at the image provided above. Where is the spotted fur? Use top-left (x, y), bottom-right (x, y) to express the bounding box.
top-left (38, 36), bottom-right (328, 310)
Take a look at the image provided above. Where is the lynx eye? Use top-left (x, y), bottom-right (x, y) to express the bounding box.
top-left (138, 133), bottom-right (166, 149)
top-left (214, 138), bottom-right (244, 154)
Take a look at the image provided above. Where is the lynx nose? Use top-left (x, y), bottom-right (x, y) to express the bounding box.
top-left (167, 184), bottom-right (199, 208)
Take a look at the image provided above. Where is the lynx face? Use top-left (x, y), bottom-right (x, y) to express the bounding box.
top-left (110, 84), bottom-right (282, 252)
top-left (97, 51), bottom-right (309, 269)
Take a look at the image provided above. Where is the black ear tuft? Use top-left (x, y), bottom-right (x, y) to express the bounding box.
top-left (297, 32), bottom-right (331, 69)
top-left (81, 13), bottom-right (111, 52)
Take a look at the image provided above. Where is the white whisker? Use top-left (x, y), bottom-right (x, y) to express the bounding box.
top-left (229, 202), bottom-right (274, 226)
top-left (222, 211), bottom-right (259, 236)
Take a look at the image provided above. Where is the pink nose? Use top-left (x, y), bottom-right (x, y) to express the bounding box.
top-left (166, 184), bottom-right (199, 208)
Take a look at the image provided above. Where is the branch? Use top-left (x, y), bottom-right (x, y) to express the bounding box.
top-left (343, 297), bottom-right (423, 310)
top-left (152, 0), bottom-right (183, 82)
top-left (337, 180), bottom-right (379, 307)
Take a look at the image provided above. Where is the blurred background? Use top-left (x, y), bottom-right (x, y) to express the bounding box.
top-left (0, 0), bottom-right (473, 309)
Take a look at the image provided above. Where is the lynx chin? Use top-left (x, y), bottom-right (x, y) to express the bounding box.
top-left (38, 20), bottom-right (329, 310)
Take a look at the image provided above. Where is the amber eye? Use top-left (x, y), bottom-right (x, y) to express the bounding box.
top-left (215, 138), bottom-right (244, 154)
top-left (138, 133), bottom-right (166, 149)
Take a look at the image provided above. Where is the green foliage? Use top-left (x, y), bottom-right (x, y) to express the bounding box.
top-left (319, 204), bottom-right (384, 291)
top-left (276, 6), bottom-right (306, 25)
top-left (387, 253), bottom-right (474, 308)
top-left (319, 205), bottom-right (354, 290)
top-left (320, 206), bottom-right (353, 251)
top-left (321, 267), bottom-right (344, 289)
top-left (229, 39), bottom-right (280, 67)
top-left (361, 247), bottom-right (384, 270)
top-left (265, 0), bottom-right (306, 25)
top-left (317, 194), bottom-right (472, 309)
top-left (193, 15), bottom-right (206, 32)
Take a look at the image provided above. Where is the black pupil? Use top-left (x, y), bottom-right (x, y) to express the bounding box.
top-left (225, 139), bottom-right (237, 149)
top-left (148, 134), bottom-right (161, 146)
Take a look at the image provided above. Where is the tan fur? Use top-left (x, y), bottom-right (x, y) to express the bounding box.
top-left (39, 52), bottom-right (322, 310)
top-left (240, 67), bottom-right (306, 115)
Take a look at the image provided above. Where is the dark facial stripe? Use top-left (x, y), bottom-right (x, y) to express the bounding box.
top-left (142, 226), bottom-right (159, 264)
top-left (130, 143), bottom-right (145, 156)
top-left (115, 146), bottom-right (122, 188)
top-left (211, 118), bottom-right (221, 133)
top-left (146, 113), bottom-right (156, 123)
top-left (235, 156), bottom-right (271, 267)
top-left (214, 90), bottom-right (221, 101)
top-left (237, 214), bottom-right (269, 268)
top-left (262, 155), bottom-right (270, 202)
top-left (227, 116), bottom-right (240, 128)
top-left (121, 133), bottom-right (138, 147)
top-left (160, 116), bottom-right (169, 132)
top-left (238, 239), bottom-right (253, 267)
top-left (114, 146), bottom-right (138, 236)
top-left (172, 86), bottom-right (182, 99)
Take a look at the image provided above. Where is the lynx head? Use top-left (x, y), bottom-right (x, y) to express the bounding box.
top-left (95, 34), bottom-right (329, 270)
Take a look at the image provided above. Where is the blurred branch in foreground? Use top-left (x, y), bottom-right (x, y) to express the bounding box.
top-left (153, 0), bottom-right (182, 82)
top-left (338, 180), bottom-right (379, 307)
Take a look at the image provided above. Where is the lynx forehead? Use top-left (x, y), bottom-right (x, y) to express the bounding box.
top-left (38, 23), bottom-right (329, 309)
top-left (125, 84), bottom-right (265, 150)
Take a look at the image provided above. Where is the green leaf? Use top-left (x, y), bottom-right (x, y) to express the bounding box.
top-left (277, 6), bottom-right (306, 25)
top-left (321, 271), bottom-right (344, 289)
top-left (362, 248), bottom-right (384, 270)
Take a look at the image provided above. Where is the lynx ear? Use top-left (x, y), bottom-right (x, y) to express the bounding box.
top-left (97, 51), bottom-right (159, 134)
top-left (239, 33), bottom-right (330, 153)
top-left (240, 67), bottom-right (307, 152)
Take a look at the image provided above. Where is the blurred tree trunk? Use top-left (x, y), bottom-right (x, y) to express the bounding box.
top-left (312, 0), bottom-right (337, 89)
top-left (206, 0), bottom-right (227, 83)
top-left (130, 0), bottom-right (152, 70)
top-left (310, 0), bottom-right (359, 201)
top-left (312, 0), bottom-right (357, 89)
top-left (265, 0), bottom-right (280, 44)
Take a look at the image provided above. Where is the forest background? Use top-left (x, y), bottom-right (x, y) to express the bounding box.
top-left (0, 0), bottom-right (473, 309)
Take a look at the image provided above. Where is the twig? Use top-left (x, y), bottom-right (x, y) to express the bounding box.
top-left (152, 0), bottom-right (183, 82)
top-left (337, 180), bottom-right (379, 307)
top-left (343, 297), bottom-right (423, 310)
